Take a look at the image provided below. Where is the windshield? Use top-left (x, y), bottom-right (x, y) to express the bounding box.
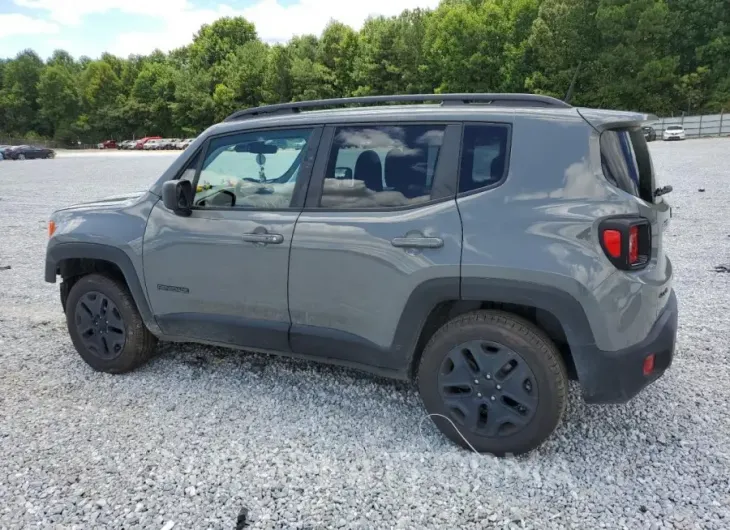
top-left (667, 126), bottom-right (682, 130)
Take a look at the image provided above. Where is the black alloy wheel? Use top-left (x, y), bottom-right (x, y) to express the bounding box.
top-left (438, 340), bottom-right (538, 437)
top-left (74, 291), bottom-right (126, 359)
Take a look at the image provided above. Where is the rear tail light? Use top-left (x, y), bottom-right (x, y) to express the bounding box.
top-left (599, 217), bottom-right (650, 270)
top-left (602, 230), bottom-right (622, 258)
top-left (628, 226), bottom-right (639, 264)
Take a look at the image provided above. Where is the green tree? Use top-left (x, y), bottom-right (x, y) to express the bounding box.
top-left (0, 49), bottom-right (44, 134)
top-left (189, 17), bottom-right (258, 85)
top-left (37, 64), bottom-right (80, 140)
top-left (263, 45), bottom-right (293, 103)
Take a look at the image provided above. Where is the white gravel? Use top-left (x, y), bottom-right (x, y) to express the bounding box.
top-left (1, 139), bottom-right (729, 529)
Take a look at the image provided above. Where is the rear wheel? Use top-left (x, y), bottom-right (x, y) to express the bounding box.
top-left (65, 274), bottom-right (157, 373)
top-left (417, 310), bottom-right (568, 456)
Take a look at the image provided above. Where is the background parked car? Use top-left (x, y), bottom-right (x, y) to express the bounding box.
top-left (97, 140), bottom-right (117, 149)
top-left (642, 126), bottom-right (657, 142)
top-left (143, 139), bottom-right (164, 150)
top-left (134, 136), bottom-right (162, 149)
top-left (160, 138), bottom-right (177, 150)
top-left (0, 145), bottom-right (11, 160)
top-left (5, 145), bottom-right (55, 160)
top-left (663, 125), bottom-right (686, 141)
top-left (179, 138), bottom-right (195, 149)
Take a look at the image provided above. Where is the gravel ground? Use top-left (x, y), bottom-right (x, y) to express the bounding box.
top-left (1, 139), bottom-right (729, 529)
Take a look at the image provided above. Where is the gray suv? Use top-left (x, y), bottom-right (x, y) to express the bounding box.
top-left (45, 94), bottom-right (677, 455)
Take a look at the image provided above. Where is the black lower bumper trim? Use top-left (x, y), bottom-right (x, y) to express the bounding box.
top-left (579, 290), bottom-right (677, 404)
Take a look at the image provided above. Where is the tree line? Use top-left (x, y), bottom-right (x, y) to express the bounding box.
top-left (1, 0), bottom-right (728, 145)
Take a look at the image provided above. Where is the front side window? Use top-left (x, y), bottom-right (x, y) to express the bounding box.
top-left (320, 124), bottom-right (445, 209)
top-left (192, 128), bottom-right (313, 209)
top-left (458, 124), bottom-right (510, 194)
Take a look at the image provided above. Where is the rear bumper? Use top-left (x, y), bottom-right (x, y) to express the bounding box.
top-left (579, 289), bottom-right (677, 404)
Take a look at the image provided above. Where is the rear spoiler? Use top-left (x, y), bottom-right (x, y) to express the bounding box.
top-left (577, 108), bottom-right (659, 131)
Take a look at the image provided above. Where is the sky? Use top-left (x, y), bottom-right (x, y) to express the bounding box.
top-left (0, 0), bottom-right (440, 60)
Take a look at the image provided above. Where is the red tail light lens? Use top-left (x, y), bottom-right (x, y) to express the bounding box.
top-left (599, 217), bottom-right (650, 270)
top-left (629, 226), bottom-right (639, 264)
top-left (602, 230), bottom-right (622, 258)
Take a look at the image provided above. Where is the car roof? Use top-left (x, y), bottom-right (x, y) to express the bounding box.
top-left (203, 103), bottom-right (650, 137)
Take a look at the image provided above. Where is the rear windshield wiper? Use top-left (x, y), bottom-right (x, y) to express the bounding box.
top-left (654, 185), bottom-right (673, 197)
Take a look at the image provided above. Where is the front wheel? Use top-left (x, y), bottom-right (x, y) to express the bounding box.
top-left (18, 154), bottom-right (26, 160)
top-left (417, 310), bottom-right (568, 456)
top-left (65, 274), bottom-right (158, 373)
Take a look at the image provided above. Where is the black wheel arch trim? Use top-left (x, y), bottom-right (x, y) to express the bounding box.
top-left (45, 242), bottom-right (161, 335)
top-left (397, 276), bottom-right (597, 376)
top-left (459, 277), bottom-right (596, 346)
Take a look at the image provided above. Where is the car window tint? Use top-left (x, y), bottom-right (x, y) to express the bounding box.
top-left (458, 124), bottom-right (510, 194)
top-left (600, 128), bottom-right (654, 203)
top-left (321, 125), bottom-right (445, 209)
top-left (193, 128), bottom-right (313, 209)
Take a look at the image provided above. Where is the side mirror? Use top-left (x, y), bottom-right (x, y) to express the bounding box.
top-left (162, 180), bottom-right (193, 216)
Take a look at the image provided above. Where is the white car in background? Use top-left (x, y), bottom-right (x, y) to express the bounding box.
top-left (663, 125), bottom-right (686, 141)
top-left (143, 139), bottom-right (163, 150)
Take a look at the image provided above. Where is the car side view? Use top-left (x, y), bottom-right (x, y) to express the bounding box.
top-left (6, 144), bottom-right (55, 160)
top-left (45, 93), bottom-right (677, 455)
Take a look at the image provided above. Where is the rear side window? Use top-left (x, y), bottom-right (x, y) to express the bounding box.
top-left (600, 128), bottom-right (655, 203)
top-left (320, 124), bottom-right (445, 209)
top-left (458, 124), bottom-right (510, 194)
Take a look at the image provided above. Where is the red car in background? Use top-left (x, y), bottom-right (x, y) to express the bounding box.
top-left (134, 136), bottom-right (162, 149)
top-left (97, 140), bottom-right (117, 149)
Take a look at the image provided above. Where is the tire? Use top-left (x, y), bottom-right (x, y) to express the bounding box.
top-left (18, 154), bottom-right (26, 160)
top-left (417, 310), bottom-right (568, 456)
top-left (45, 152), bottom-right (54, 159)
top-left (65, 273), bottom-right (157, 374)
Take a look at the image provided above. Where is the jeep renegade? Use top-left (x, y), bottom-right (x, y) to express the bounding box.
top-left (45, 93), bottom-right (677, 455)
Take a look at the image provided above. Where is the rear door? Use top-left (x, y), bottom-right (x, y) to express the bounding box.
top-left (287, 122), bottom-right (463, 372)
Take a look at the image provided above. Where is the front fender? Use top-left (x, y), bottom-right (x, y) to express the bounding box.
top-left (45, 241), bottom-right (161, 336)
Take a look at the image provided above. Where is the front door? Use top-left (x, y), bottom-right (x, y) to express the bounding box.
top-left (287, 122), bottom-right (463, 372)
top-left (143, 126), bottom-right (321, 352)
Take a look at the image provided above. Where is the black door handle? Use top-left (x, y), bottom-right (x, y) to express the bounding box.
top-left (241, 233), bottom-right (284, 244)
top-left (391, 237), bottom-right (444, 249)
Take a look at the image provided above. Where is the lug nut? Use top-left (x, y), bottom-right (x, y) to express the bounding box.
top-left (491, 396), bottom-right (496, 401)
top-left (496, 385), bottom-right (501, 390)
top-left (477, 393), bottom-right (482, 398)
top-left (486, 374), bottom-right (491, 380)
top-left (474, 379), bottom-right (479, 384)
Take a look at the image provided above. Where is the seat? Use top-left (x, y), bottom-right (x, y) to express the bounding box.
top-left (490, 154), bottom-right (506, 182)
top-left (385, 148), bottom-right (428, 198)
top-left (354, 150), bottom-right (383, 192)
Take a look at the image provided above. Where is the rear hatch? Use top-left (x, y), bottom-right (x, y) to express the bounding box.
top-left (578, 108), bottom-right (673, 313)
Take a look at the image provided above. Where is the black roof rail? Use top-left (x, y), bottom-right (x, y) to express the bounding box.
top-left (223, 93), bottom-right (572, 122)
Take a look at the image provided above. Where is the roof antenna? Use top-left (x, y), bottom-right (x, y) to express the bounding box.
top-left (564, 61), bottom-right (581, 104)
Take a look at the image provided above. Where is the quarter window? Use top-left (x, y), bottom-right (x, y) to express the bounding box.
top-left (600, 128), bottom-right (655, 203)
top-left (458, 124), bottom-right (510, 194)
top-left (320, 125), bottom-right (445, 209)
top-left (192, 128), bottom-right (313, 209)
